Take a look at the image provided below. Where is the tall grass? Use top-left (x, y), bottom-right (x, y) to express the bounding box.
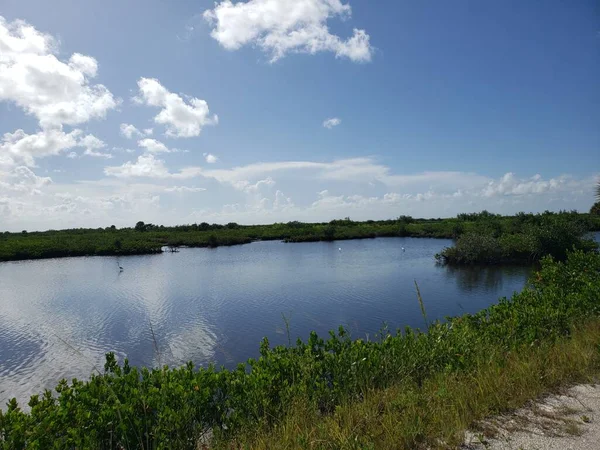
top-left (236, 320), bottom-right (600, 449)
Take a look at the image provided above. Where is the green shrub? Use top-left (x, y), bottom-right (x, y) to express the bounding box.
top-left (437, 214), bottom-right (597, 265)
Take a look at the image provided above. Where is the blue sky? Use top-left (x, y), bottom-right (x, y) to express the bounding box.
top-left (0, 0), bottom-right (598, 231)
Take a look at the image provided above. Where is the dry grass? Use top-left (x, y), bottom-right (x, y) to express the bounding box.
top-left (216, 319), bottom-right (600, 449)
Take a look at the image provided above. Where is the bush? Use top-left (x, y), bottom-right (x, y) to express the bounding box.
top-left (436, 233), bottom-right (501, 264)
top-left (437, 214), bottom-right (597, 265)
top-left (322, 225), bottom-right (336, 241)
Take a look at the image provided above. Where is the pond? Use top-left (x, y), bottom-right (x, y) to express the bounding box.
top-left (0, 237), bottom-right (535, 406)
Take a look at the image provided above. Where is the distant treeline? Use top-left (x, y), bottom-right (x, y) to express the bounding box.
top-left (0, 210), bottom-right (599, 262)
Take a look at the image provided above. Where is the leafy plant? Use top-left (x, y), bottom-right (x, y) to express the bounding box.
top-left (437, 212), bottom-right (598, 265)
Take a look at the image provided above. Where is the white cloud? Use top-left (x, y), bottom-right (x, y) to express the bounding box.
top-left (273, 189), bottom-right (294, 210)
top-left (79, 134), bottom-right (104, 150)
top-left (234, 176), bottom-right (276, 193)
top-left (104, 154), bottom-right (170, 178)
top-left (138, 138), bottom-right (170, 154)
top-left (0, 166), bottom-right (51, 196)
top-left (0, 128), bottom-right (81, 167)
top-left (79, 134), bottom-right (112, 159)
top-left (120, 124), bottom-right (154, 139)
top-left (177, 158), bottom-right (490, 192)
top-left (120, 123), bottom-right (143, 139)
top-left (135, 78), bottom-right (218, 138)
top-left (323, 117), bottom-right (341, 129)
top-left (0, 16), bottom-right (118, 129)
top-left (164, 186), bottom-right (206, 193)
top-left (204, 152), bottom-right (218, 163)
top-left (203, 0), bottom-right (373, 63)
top-left (82, 149), bottom-right (112, 159)
top-left (479, 172), bottom-right (575, 198)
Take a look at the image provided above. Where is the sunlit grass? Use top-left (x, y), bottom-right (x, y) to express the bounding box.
top-left (229, 319), bottom-right (600, 449)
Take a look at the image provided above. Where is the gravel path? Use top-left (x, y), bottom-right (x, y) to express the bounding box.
top-left (463, 384), bottom-right (600, 450)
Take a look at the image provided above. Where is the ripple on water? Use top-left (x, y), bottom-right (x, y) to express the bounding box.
top-left (0, 322), bottom-right (46, 377)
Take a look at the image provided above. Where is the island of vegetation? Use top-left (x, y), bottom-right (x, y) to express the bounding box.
top-left (1, 207), bottom-right (599, 265)
top-left (1, 249), bottom-right (599, 448)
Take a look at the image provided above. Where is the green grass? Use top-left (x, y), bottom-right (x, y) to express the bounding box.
top-left (1, 210), bottom-right (598, 262)
top-left (233, 319), bottom-right (600, 449)
top-left (1, 249), bottom-right (600, 449)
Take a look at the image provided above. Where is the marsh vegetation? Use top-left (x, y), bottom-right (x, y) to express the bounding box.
top-left (1, 211), bottom-right (598, 263)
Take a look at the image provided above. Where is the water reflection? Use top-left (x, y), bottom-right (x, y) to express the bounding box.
top-left (443, 264), bottom-right (532, 295)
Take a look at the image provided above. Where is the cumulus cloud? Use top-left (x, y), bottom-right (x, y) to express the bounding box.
top-left (120, 123), bottom-right (153, 139)
top-left (138, 138), bottom-right (170, 154)
top-left (273, 189), bottom-right (294, 210)
top-left (203, 0), bottom-right (373, 62)
top-left (479, 172), bottom-right (574, 198)
top-left (79, 134), bottom-right (112, 159)
top-left (120, 123), bottom-right (142, 139)
top-left (0, 128), bottom-right (81, 167)
top-left (104, 154), bottom-right (170, 178)
top-left (135, 78), bottom-right (218, 138)
top-left (204, 153), bottom-right (218, 163)
top-left (0, 166), bottom-right (51, 196)
top-left (323, 117), bottom-right (341, 129)
top-left (234, 176), bottom-right (276, 193)
top-left (0, 16), bottom-right (118, 129)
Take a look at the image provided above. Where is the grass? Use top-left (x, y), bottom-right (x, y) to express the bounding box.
top-left (231, 319), bottom-right (600, 449)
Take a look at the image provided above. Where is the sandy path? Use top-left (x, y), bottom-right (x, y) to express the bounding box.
top-left (463, 384), bottom-right (600, 450)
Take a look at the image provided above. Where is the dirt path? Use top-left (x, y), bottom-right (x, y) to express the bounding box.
top-left (463, 384), bottom-right (600, 450)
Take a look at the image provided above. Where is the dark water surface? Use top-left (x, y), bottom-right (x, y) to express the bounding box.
top-left (0, 237), bottom-right (536, 406)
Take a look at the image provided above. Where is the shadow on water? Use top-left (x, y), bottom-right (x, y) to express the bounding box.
top-left (442, 264), bottom-right (534, 295)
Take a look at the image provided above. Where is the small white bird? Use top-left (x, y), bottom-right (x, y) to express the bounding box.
top-left (402, 247), bottom-right (405, 252)
top-left (339, 248), bottom-right (342, 251)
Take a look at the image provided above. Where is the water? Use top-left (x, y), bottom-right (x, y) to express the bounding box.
top-left (0, 237), bottom-right (535, 406)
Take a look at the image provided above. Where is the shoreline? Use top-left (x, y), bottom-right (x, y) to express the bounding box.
top-left (1, 211), bottom-right (598, 263)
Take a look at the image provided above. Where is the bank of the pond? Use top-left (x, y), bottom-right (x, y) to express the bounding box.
top-left (1, 211), bottom-right (598, 262)
top-left (436, 214), bottom-right (598, 265)
top-left (1, 250), bottom-right (599, 449)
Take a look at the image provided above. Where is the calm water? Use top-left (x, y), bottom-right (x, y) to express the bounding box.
top-left (0, 237), bottom-right (535, 406)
